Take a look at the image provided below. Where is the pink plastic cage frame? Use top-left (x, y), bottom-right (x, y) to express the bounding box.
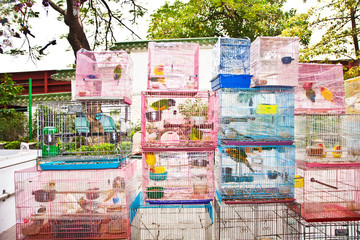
top-left (75, 50), bottom-right (132, 103)
top-left (250, 36), bottom-right (299, 87)
top-left (142, 150), bottom-right (215, 204)
top-left (141, 91), bottom-right (218, 151)
top-left (294, 160), bottom-right (360, 222)
top-left (295, 63), bottom-right (345, 114)
top-left (15, 161), bottom-right (137, 240)
top-left (345, 77), bottom-right (360, 114)
top-left (147, 42), bottom-right (199, 90)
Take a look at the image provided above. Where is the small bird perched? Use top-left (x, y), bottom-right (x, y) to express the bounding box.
top-left (303, 82), bottom-right (316, 103)
top-left (320, 87), bottom-right (335, 103)
top-left (145, 153), bottom-right (156, 166)
top-left (95, 113), bottom-right (116, 132)
top-left (104, 177), bottom-right (125, 202)
top-left (188, 127), bottom-right (203, 141)
top-left (113, 64), bottom-right (122, 81)
top-left (150, 99), bottom-right (176, 111)
top-left (78, 197), bottom-right (103, 212)
top-left (226, 148), bottom-right (254, 172)
top-left (21, 24), bottom-right (35, 38)
top-left (43, 180), bottom-right (56, 192)
top-left (152, 64), bottom-right (165, 83)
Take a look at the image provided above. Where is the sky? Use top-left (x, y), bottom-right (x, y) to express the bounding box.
top-left (0, 0), bottom-right (316, 73)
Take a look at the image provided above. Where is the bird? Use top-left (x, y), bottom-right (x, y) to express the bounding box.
top-left (75, 112), bottom-right (89, 133)
top-left (306, 88), bottom-right (316, 103)
top-left (332, 145), bottom-right (342, 158)
top-left (21, 24), bottom-right (35, 38)
top-left (320, 87), bottom-right (335, 103)
top-left (104, 177), bottom-right (125, 202)
top-left (226, 148), bottom-right (254, 173)
top-left (95, 113), bottom-right (116, 132)
top-left (223, 127), bottom-right (253, 140)
top-left (188, 127), bottom-right (203, 141)
top-left (43, 180), bottom-right (56, 192)
top-left (151, 64), bottom-right (165, 83)
top-left (145, 153), bottom-right (156, 166)
top-left (113, 64), bottom-right (122, 81)
top-left (78, 197), bottom-right (103, 212)
top-left (318, 143), bottom-right (327, 157)
top-left (150, 99), bottom-right (176, 111)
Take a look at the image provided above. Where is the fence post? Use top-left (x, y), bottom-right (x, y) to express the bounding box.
top-left (29, 78), bottom-right (32, 141)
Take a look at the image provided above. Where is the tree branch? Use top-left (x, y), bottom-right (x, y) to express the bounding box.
top-left (48, 0), bottom-right (66, 16)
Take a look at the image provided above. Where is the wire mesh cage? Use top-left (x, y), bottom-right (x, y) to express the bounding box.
top-left (130, 194), bottom-right (213, 240)
top-left (345, 77), bottom-right (360, 114)
top-left (299, 219), bottom-right (360, 239)
top-left (75, 50), bottom-right (132, 102)
top-left (295, 114), bottom-right (360, 163)
top-left (141, 91), bottom-right (218, 150)
top-left (212, 37), bottom-right (251, 77)
top-left (36, 100), bottom-right (132, 169)
top-left (15, 161), bottom-right (137, 240)
top-left (250, 36), bottom-right (299, 87)
top-left (218, 87), bottom-right (295, 144)
top-left (294, 161), bottom-right (360, 222)
top-left (147, 42), bottom-right (199, 90)
top-left (142, 150), bottom-right (214, 204)
top-left (295, 63), bottom-right (345, 114)
top-left (214, 198), bottom-right (301, 240)
top-left (215, 145), bottom-right (295, 201)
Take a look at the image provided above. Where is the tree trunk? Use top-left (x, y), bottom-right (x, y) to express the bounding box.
top-left (350, 8), bottom-right (359, 57)
top-left (64, 0), bottom-right (91, 57)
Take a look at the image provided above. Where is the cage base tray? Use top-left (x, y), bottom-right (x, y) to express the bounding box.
top-left (39, 159), bottom-right (121, 170)
top-left (146, 199), bottom-right (212, 205)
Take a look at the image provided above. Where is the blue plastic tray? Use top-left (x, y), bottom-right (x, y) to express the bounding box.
top-left (39, 159), bottom-right (121, 170)
top-left (211, 74), bottom-right (252, 90)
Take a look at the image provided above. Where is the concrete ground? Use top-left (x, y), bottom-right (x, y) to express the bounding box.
top-left (0, 225), bottom-right (16, 240)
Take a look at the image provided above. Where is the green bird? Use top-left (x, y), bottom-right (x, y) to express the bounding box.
top-left (226, 147), bottom-right (254, 172)
top-left (150, 99), bottom-right (176, 111)
top-left (189, 127), bottom-right (203, 141)
top-left (113, 64), bottom-right (122, 81)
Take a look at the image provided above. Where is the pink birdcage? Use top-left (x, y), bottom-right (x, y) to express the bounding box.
top-left (295, 114), bottom-right (360, 164)
top-left (250, 36), bottom-right (299, 87)
top-left (147, 42), bottom-right (199, 90)
top-left (75, 50), bottom-right (132, 103)
top-left (214, 198), bottom-right (300, 240)
top-left (294, 160), bottom-right (360, 222)
top-left (295, 63), bottom-right (346, 114)
top-left (345, 77), bottom-right (360, 114)
top-left (141, 91), bottom-right (218, 150)
top-left (142, 151), bottom-right (214, 204)
top-left (15, 161), bottom-right (137, 240)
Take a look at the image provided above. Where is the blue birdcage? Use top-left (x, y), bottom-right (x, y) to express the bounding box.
top-left (218, 87), bottom-right (295, 144)
top-left (212, 37), bottom-right (251, 78)
top-left (215, 145), bottom-right (295, 201)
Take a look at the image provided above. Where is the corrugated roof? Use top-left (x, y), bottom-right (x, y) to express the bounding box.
top-left (50, 69), bottom-right (75, 81)
top-left (110, 37), bottom-right (219, 51)
top-left (11, 92), bottom-right (72, 106)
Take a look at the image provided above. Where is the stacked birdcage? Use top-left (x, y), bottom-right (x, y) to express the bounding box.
top-left (211, 36), bottom-right (299, 239)
top-left (294, 63), bottom-right (360, 225)
top-left (14, 50), bottom-right (136, 240)
top-left (345, 77), bottom-right (360, 114)
top-left (133, 41), bottom-right (216, 239)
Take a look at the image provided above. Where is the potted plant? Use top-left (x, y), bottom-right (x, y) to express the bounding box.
top-left (178, 98), bottom-right (209, 125)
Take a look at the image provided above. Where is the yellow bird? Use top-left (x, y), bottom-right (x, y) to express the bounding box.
top-left (320, 87), bottom-right (335, 103)
top-left (145, 153), bottom-right (156, 166)
top-left (332, 145), bottom-right (342, 158)
top-left (154, 64), bottom-right (165, 83)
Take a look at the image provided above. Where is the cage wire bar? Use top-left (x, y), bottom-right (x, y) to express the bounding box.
top-left (299, 219), bottom-right (360, 240)
top-left (142, 151), bottom-right (214, 204)
top-left (215, 145), bottom-right (295, 201)
top-left (74, 50), bottom-right (133, 102)
top-left (250, 36), bottom-right (299, 87)
top-left (295, 114), bottom-right (360, 164)
top-left (36, 100), bottom-right (132, 169)
top-left (211, 37), bottom-right (251, 77)
top-left (15, 161), bottom-right (137, 240)
top-left (147, 42), bottom-right (199, 90)
top-left (294, 161), bottom-right (360, 222)
top-left (141, 91), bottom-right (218, 150)
top-left (345, 77), bottom-right (360, 114)
top-left (130, 202), bottom-right (213, 240)
top-left (218, 87), bottom-right (295, 144)
top-left (295, 63), bottom-right (345, 114)
top-left (214, 197), bottom-right (301, 240)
